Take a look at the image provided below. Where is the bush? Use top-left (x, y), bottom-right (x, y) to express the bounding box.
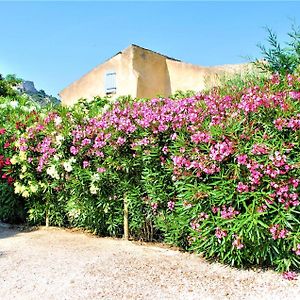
top-left (1, 71), bottom-right (300, 277)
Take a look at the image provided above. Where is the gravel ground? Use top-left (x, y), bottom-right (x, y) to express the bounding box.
top-left (0, 224), bottom-right (299, 300)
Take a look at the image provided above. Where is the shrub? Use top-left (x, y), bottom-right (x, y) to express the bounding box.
top-left (1, 71), bottom-right (299, 277)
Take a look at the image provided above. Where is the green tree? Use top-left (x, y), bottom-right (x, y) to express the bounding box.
top-left (256, 25), bottom-right (300, 75)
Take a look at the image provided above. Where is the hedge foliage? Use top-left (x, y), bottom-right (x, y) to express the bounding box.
top-left (0, 71), bottom-right (300, 278)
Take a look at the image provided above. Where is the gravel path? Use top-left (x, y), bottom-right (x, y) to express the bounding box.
top-left (0, 225), bottom-right (299, 300)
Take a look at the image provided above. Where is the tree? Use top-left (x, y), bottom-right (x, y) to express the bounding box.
top-left (256, 24), bottom-right (300, 75)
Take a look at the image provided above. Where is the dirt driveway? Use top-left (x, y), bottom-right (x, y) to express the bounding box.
top-left (0, 224), bottom-right (299, 300)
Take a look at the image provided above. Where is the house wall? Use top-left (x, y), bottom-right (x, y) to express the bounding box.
top-left (132, 46), bottom-right (171, 99)
top-left (60, 45), bottom-right (254, 106)
top-left (166, 60), bottom-right (252, 94)
top-left (166, 60), bottom-right (210, 94)
top-left (60, 46), bottom-right (137, 106)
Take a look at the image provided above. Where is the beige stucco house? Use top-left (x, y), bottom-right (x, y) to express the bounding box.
top-left (60, 44), bottom-right (251, 106)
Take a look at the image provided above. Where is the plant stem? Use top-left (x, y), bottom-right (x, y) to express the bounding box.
top-left (123, 194), bottom-right (129, 240)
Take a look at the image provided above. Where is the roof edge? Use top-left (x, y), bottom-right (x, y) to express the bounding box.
top-left (129, 44), bottom-right (181, 62)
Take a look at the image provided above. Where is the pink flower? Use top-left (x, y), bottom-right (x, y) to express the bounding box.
top-left (269, 151), bottom-right (287, 168)
top-left (292, 244), bottom-right (300, 256)
top-left (191, 132), bottom-right (211, 144)
top-left (251, 144), bottom-right (269, 155)
top-left (190, 221), bottom-right (200, 230)
top-left (286, 74), bottom-right (294, 86)
top-left (116, 137), bottom-right (126, 146)
top-left (215, 227), bottom-right (227, 240)
top-left (97, 167), bottom-right (106, 173)
top-left (0, 128), bottom-right (6, 134)
top-left (236, 154), bottom-right (248, 165)
top-left (211, 206), bottom-right (220, 214)
top-left (289, 91), bottom-right (300, 100)
top-left (83, 161), bottom-right (90, 168)
top-left (269, 224), bottom-right (289, 240)
top-left (179, 147), bottom-right (186, 153)
top-left (167, 201), bottom-right (175, 211)
top-left (81, 138), bottom-right (91, 146)
top-left (257, 204), bottom-right (267, 213)
top-left (210, 140), bottom-right (234, 162)
top-left (70, 146), bottom-right (79, 155)
top-left (220, 205), bottom-right (239, 219)
top-left (270, 73), bottom-right (280, 85)
top-left (198, 212), bottom-right (209, 220)
top-left (237, 182), bottom-right (249, 193)
top-left (282, 271), bottom-right (298, 280)
top-left (232, 235), bottom-right (244, 249)
top-left (151, 202), bottom-right (158, 211)
top-left (162, 146), bottom-right (169, 154)
top-left (170, 133), bottom-right (177, 140)
top-left (273, 118), bottom-right (287, 131)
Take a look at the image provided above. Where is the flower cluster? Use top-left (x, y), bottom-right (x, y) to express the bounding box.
top-left (269, 224), bottom-right (289, 240)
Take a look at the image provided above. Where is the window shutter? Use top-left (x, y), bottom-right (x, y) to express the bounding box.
top-left (105, 71), bottom-right (116, 94)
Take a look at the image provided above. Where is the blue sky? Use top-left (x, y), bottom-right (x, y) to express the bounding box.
top-left (0, 1), bottom-right (299, 98)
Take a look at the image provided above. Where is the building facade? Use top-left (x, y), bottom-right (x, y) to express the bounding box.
top-left (60, 44), bottom-right (251, 106)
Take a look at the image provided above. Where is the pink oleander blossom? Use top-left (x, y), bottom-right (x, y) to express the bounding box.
top-left (283, 271), bottom-right (298, 280)
top-left (237, 182), bottom-right (249, 193)
top-left (209, 140), bottom-right (234, 162)
top-left (289, 91), bottom-right (300, 100)
top-left (236, 154), bottom-right (248, 165)
top-left (97, 167), bottom-right (106, 173)
top-left (270, 73), bottom-right (280, 85)
top-left (83, 161), bottom-right (90, 168)
top-left (215, 227), bottom-right (227, 240)
top-left (151, 202), bottom-right (158, 211)
top-left (167, 201), bottom-right (175, 211)
top-left (232, 235), bottom-right (244, 250)
top-left (251, 144), bottom-right (269, 155)
top-left (269, 224), bottom-right (289, 240)
top-left (70, 146), bottom-right (79, 155)
top-left (220, 205), bottom-right (239, 219)
top-left (292, 244), bottom-right (300, 256)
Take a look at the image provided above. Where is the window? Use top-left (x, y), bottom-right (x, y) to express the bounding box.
top-left (105, 71), bottom-right (116, 94)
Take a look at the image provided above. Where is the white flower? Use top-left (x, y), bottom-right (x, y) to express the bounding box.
top-left (28, 106), bottom-right (35, 112)
top-left (10, 155), bottom-right (18, 165)
top-left (29, 183), bottom-right (38, 193)
top-left (90, 184), bottom-right (99, 195)
top-left (63, 161), bottom-right (73, 172)
top-left (54, 116), bottom-right (62, 126)
top-left (46, 165), bottom-right (60, 179)
top-left (91, 173), bottom-right (100, 182)
top-left (14, 140), bottom-right (20, 148)
top-left (21, 165), bottom-right (27, 173)
top-left (10, 101), bottom-right (19, 108)
top-left (55, 134), bottom-right (64, 146)
top-left (19, 151), bottom-right (27, 161)
top-left (22, 190), bottom-right (30, 198)
top-left (53, 154), bottom-right (62, 161)
top-left (69, 157), bottom-right (76, 163)
top-left (14, 182), bottom-right (26, 194)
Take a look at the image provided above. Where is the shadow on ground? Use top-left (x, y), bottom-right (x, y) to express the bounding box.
top-left (0, 222), bottom-right (37, 240)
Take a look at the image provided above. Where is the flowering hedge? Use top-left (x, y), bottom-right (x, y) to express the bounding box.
top-left (1, 73), bottom-right (300, 278)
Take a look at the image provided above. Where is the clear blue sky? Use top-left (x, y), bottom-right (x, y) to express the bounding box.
top-left (0, 1), bottom-right (299, 98)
